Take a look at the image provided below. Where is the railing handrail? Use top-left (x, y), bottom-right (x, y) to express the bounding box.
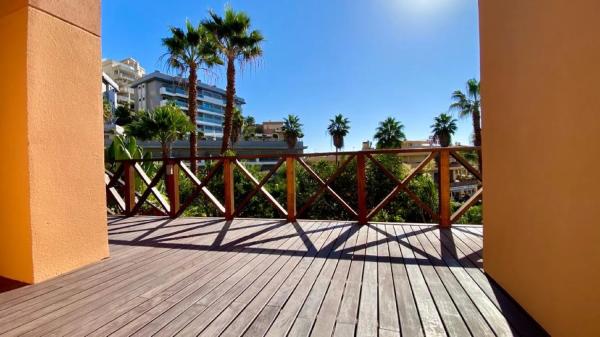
top-left (107, 146), bottom-right (480, 163)
top-left (105, 147), bottom-right (483, 227)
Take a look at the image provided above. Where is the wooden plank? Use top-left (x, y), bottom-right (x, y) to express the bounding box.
top-left (11, 219), bottom-right (264, 334)
top-left (309, 225), bottom-right (360, 337)
top-left (287, 223), bottom-right (358, 337)
top-left (399, 224), bottom-right (471, 337)
top-left (224, 158), bottom-right (235, 219)
top-left (147, 221), bottom-right (321, 336)
top-left (335, 225), bottom-right (368, 328)
top-left (3, 247), bottom-right (204, 335)
top-left (286, 156), bottom-right (297, 222)
top-left (200, 221), bottom-right (335, 337)
top-left (115, 221), bottom-right (303, 337)
top-left (217, 222), bottom-right (335, 337)
top-left (428, 228), bottom-right (546, 337)
top-left (105, 172), bottom-right (126, 211)
top-left (59, 220), bottom-right (278, 337)
top-left (377, 226), bottom-right (400, 334)
top-left (385, 224), bottom-right (424, 337)
top-left (186, 223), bottom-right (319, 337)
top-left (333, 322), bottom-right (357, 337)
top-left (419, 227), bottom-right (519, 337)
top-left (438, 149), bottom-right (451, 227)
top-left (262, 225), bottom-right (347, 337)
top-left (357, 153), bottom-right (367, 224)
top-left (390, 225), bottom-right (447, 337)
top-left (356, 226), bottom-right (378, 337)
top-left (0, 219), bottom-right (259, 335)
top-left (410, 225), bottom-right (495, 337)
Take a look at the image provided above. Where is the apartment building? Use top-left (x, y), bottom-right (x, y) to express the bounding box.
top-left (130, 71), bottom-right (245, 139)
top-left (102, 58), bottom-right (145, 107)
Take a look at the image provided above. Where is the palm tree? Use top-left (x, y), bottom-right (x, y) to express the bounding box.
top-left (243, 116), bottom-right (256, 140)
top-left (431, 113), bottom-right (458, 147)
top-left (127, 103), bottom-right (195, 159)
top-left (282, 115), bottom-right (304, 149)
top-left (450, 78), bottom-right (482, 169)
top-left (374, 117), bottom-right (406, 149)
top-left (230, 108), bottom-right (244, 144)
top-left (202, 6), bottom-right (263, 153)
top-left (327, 114), bottom-right (350, 151)
top-left (162, 20), bottom-right (220, 173)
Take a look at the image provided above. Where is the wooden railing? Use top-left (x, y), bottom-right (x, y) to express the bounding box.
top-left (105, 147), bottom-right (482, 227)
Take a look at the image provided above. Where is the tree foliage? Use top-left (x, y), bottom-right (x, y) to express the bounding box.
top-left (202, 6), bottom-right (264, 153)
top-left (374, 117), bottom-right (406, 149)
top-left (282, 115), bottom-right (304, 149)
top-left (327, 114), bottom-right (350, 150)
top-left (127, 103), bottom-right (194, 158)
top-left (431, 113), bottom-right (458, 147)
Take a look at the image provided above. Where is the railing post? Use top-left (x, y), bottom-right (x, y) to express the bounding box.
top-left (223, 158), bottom-right (235, 220)
top-left (166, 159), bottom-right (180, 218)
top-left (123, 161), bottom-right (136, 216)
top-left (438, 149), bottom-right (451, 228)
top-left (286, 156), bottom-right (296, 222)
top-left (357, 152), bottom-right (367, 225)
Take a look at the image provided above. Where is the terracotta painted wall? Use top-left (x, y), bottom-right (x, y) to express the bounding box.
top-left (0, 0), bottom-right (108, 283)
top-left (479, 1), bottom-right (600, 336)
top-left (0, 4), bottom-right (33, 282)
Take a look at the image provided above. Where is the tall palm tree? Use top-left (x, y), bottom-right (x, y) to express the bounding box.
top-left (327, 114), bottom-right (350, 166)
top-left (162, 20), bottom-right (220, 173)
top-left (327, 114), bottom-right (351, 151)
top-left (431, 113), bottom-right (458, 147)
top-left (374, 117), bottom-right (406, 149)
top-left (202, 6), bottom-right (264, 153)
top-left (450, 78), bottom-right (482, 169)
top-left (281, 115), bottom-right (304, 149)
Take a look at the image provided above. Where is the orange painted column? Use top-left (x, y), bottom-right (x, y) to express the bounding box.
top-left (480, 1), bottom-right (600, 336)
top-left (0, 0), bottom-right (108, 284)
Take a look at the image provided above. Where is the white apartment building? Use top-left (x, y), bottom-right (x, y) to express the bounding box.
top-left (102, 57), bottom-right (145, 107)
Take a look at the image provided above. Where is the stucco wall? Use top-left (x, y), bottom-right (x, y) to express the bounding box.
top-left (480, 1), bottom-right (600, 336)
top-left (0, 4), bottom-right (34, 283)
top-left (0, 0), bottom-right (108, 283)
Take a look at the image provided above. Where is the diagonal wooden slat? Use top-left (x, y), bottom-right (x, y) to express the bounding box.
top-left (134, 163), bottom-right (170, 213)
top-left (131, 164), bottom-right (168, 215)
top-left (233, 158), bottom-right (287, 217)
top-left (296, 156), bottom-right (358, 218)
top-left (177, 160), bottom-right (225, 216)
top-left (105, 172), bottom-right (125, 211)
top-left (106, 164), bottom-right (124, 189)
top-left (450, 150), bottom-right (482, 181)
top-left (366, 152), bottom-right (438, 221)
top-left (104, 169), bottom-right (167, 216)
top-left (450, 188), bottom-right (483, 223)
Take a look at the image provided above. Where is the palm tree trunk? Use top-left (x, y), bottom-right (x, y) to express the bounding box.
top-left (188, 65), bottom-right (198, 173)
top-left (161, 142), bottom-right (170, 160)
top-left (221, 57), bottom-right (236, 153)
top-left (472, 110), bottom-right (483, 173)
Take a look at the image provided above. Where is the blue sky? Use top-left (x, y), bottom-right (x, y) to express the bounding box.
top-left (102, 0), bottom-right (480, 152)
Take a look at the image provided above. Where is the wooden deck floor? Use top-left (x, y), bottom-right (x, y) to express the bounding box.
top-left (0, 217), bottom-right (546, 337)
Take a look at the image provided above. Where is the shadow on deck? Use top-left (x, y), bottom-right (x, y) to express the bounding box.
top-left (0, 216), bottom-right (547, 337)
